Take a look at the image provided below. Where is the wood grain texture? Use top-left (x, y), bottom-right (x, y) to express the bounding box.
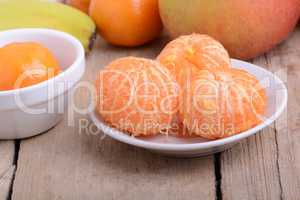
top-left (11, 37), bottom-right (216, 200)
top-left (0, 141), bottom-right (15, 200)
top-left (221, 28), bottom-right (300, 200)
top-left (267, 29), bottom-right (300, 199)
top-left (220, 56), bottom-right (282, 200)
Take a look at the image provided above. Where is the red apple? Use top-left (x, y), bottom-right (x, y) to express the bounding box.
top-left (159, 0), bottom-right (300, 59)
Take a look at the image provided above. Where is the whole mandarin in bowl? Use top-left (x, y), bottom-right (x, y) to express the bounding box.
top-left (89, 0), bottom-right (162, 47)
top-left (0, 42), bottom-right (61, 91)
top-left (94, 57), bottom-right (178, 136)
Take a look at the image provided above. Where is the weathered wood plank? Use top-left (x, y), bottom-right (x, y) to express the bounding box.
top-left (221, 126), bottom-right (281, 200)
top-left (221, 28), bottom-right (300, 200)
top-left (221, 56), bottom-right (281, 200)
top-left (266, 29), bottom-right (300, 199)
top-left (0, 141), bottom-right (15, 200)
top-left (12, 37), bottom-right (216, 200)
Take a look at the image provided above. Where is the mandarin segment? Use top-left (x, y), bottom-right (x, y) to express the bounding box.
top-left (0, 42), bottom-right (61, 91)
top-left (181, 68), bottom-right (266, 139)
top-left (95, 57), bottom-right (179, 136)
top-left (157, 34), bottom-right (230, 82)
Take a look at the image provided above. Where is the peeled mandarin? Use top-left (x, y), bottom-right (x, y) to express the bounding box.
top-left (181, 67), bottom-right (266, 139)
top-left (157, 34), bottom-right (232, 137)
top-left (95, 57), bottom-right (178, 136)
top-left (0, 42), bottom-right (61, 91)
top-left (157, 34), bottom-right (230, 83)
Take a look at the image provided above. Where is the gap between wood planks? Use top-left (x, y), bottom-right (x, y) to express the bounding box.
top-left (274, 124), bottom-right (283, 200)
top-left (214, 153), bottom-right (222, 200)
top-left (263, 53), bottom-right (283, 199)
top-left (6, 140), bottom-right (20, 200)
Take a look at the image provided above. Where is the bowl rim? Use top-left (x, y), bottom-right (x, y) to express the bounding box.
top-left (0, 28), bottom-right (85, 97)
top-left (89, 59), bottom-right (288, 151)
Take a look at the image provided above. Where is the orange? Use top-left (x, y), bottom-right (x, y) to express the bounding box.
top-left (95, 57), bottom-right (178, 136)
top-left (66, 0), bottom-right (90, 13)
top-left (180, 67), bottom-right (266, 139)
top-left (158, 34), bottom-right (230, 83)
top-left (89, 0), bottom-right (162, 47)
top-left (158, 34), bottom-right (231, 137)
top-left (0, 42), bottom-right (61, 91)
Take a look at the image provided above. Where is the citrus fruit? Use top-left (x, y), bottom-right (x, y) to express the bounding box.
top-left (157, 34), bottom-right (231, 137)
top-left (157, 34), bottom-right (230, 83)
top-left (66, 0), bottom-right (90, 13)
top-left (89, 0), bottom-right (162, 47)
top-left (95, 57), bottom-right (178, 136)
top-left (0, 42), bottom-right (61, 91)
top-left (180, 67), bottom-right (266, 139)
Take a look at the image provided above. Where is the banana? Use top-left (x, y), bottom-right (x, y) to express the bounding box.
top-left (0, 0), bottom-right (96, 52)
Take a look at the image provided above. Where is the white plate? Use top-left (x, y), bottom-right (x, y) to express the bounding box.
top-left (89, 59), bottom-right (287, 157)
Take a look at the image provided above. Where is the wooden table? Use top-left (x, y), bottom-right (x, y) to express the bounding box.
top-left (1, 26), bottom-right (300, 200)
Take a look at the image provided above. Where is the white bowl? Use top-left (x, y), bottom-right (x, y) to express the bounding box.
top-left (0, 29), bottom-right (85, 139)
top-left (90, 59), bottom-right (287, 157)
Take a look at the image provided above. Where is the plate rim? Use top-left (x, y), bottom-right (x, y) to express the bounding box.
top-left (89, 59), bottom-right (288, 151)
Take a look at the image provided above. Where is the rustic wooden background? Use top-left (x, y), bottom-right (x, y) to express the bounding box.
top-left (0, 26), bottom-right (300, 200)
